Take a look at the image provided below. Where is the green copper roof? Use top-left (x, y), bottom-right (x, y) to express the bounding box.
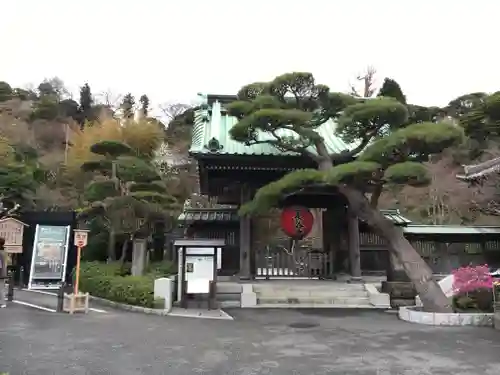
top-left (190, 100), bottom-right (353, 156)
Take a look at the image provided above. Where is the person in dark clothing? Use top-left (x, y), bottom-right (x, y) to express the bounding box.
top-left (0, 237), bottom-right (6, 307)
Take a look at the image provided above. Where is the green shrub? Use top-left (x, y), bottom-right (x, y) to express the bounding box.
top-left (79, 262), bottom-right (154, 307)
top-left (452, 289), bottom-right (494, 313)
top-left (145, 261), bottom-right (176, 278)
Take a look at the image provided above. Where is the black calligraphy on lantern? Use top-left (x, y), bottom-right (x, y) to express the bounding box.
top-left (293, 210), bottom-right (305, 235)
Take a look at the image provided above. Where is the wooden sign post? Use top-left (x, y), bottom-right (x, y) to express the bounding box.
top-left (64, 229), bottom-right (90, 314)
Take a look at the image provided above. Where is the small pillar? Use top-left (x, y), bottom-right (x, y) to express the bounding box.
top-left (347, 208), bottom-right (362, 281)
top-left (154, 277), bottom-right (173, 312)
top-left (131, 238), bottom-right (147, 276)
top-left (239, 185), bottom-right (252, 280)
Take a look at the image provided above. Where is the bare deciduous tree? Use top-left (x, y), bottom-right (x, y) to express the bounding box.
top-left (97, 89), bottom-right (123, 109)
top-left (384, 156), bottom-right (490, 224)
top-left (350, 65), bottom-right (377, 98)
top-left (159, 102), bottom-right (191, 122)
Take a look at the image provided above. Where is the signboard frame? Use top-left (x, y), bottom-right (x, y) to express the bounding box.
top-left (0, 217), bottom-right (28, 254)
top-left (28, 224), bottom-right (71, 290)
top-left (173, 239), bottom-right (225, 310)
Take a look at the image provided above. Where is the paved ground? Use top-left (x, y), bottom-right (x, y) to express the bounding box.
top-left (1, 303), bottom-right (500, 375)
top-left (12, 289), bottom-right (107, 313)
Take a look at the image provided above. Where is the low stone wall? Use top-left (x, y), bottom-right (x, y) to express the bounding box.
top-left (381, 281), bottom-right (416, 308)
top-left (399, 306), bottom-right (494, 326)
top-left (495, 302), bottom-right (500, 330)
top-left (495, 313), bottom-right (500, 330)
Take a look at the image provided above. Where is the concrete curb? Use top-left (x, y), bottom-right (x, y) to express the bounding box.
top-left (398, 305), bottom-right (494, 326)
top-left (364, 283), bottom-right (391, 309)
top-left (88, 295), bottom-right (171, 316)
top-left (89, 295), bottom-right (234, 320)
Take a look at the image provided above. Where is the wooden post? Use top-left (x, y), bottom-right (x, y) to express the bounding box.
top-left (63, 229), bottom-right (90, 314)
top-left (347, 207), bottom-right (362, 281)
top-left (74, 246), bottom-right (81, 295)
top-left (239, 185), bottom-right (252, 280)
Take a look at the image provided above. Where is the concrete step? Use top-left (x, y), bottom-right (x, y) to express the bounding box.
top-left (257, 296), bottom-right (371, 306)
top-left (255, 290), bottom-right (369, 298)
top-left (251, 303), bottom-right (380, 309)
top-left (253, 283), bottom-right (366, 290)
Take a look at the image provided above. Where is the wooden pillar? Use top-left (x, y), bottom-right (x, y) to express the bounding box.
top-left (239, 185), bottom-right (252, 280)
top-left (347, 207), bottom-right (362, 281)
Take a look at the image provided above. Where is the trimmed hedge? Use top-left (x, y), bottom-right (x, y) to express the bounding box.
top-left (78, 261), bottom-right (175, 308)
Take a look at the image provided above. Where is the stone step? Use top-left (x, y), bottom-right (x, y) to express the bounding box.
top-left (251, 303), bottom-right (380, 309)
top-left (257, 296), bottom-right (371, 306)
top-left (255, 290), bottom-right (369, 298)
top-left (253, 285), bottom-right (366, 293)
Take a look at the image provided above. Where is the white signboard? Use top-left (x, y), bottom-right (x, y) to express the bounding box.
top-left (186, 247), bottom-right (221, 269)
top-left (177, 247), bottom-right (220, 298)
top-left (185, 255), bottom-right (214, 294)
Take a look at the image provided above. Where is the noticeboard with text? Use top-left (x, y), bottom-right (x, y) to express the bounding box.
top-left (0, 218), bottom-right (27, 253)
top-left (28, 225), bottom-right (70, 290)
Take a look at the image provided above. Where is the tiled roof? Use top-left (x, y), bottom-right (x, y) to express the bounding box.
top-left (178, 208), bottom-right (239, 223)
top-left (379, 209), bottom-right (412, 226)
top-left (403, 225), bottom-right (500, 235)
top-left (456, 156), bottom-right (500, 181)
top-left (189, 99), bottom-right (355, 157)
top-left (178, 208), bottom-right (411, 225)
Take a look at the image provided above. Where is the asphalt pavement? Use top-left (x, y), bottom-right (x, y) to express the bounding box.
top-left (1, 300), bottom-right (500, 375)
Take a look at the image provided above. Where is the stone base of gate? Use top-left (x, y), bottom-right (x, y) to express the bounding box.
top-left (240, 283), bottom-right (257, 307)
top-left (248, 280), bottom-right (390, 309)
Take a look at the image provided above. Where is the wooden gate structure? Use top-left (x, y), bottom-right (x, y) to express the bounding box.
top-left (184, 94), bottom-right (500, 280)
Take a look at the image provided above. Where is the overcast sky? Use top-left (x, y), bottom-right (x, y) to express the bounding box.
top-left (1, 0), bottom-right (498, 113)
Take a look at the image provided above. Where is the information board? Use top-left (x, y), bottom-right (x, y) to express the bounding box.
top-left (28, 225), bottom-right (70, 289)
top-left (186, 247), bottom-right (221, 269)
top-left (0, 218), bottom-right (27, 253)
top-left (185, 255), bottom-right (215, 294)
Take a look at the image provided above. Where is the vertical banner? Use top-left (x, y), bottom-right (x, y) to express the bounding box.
top-left (28, 225), bottom-right (71, 289)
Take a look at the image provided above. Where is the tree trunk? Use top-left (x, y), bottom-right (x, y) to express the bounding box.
top-left (318, 155), bottom-right (450, 312)
top-left (119, 238), bottom-right (129, 264)
top-left (337, 185), bottom-right (452, 312)
top-left (107, 229), bottom-right (116, 262)
top-left (370, 185), bottom-right (383, 208)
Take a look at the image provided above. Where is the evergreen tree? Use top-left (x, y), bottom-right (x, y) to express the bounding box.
top-left (377, 78), bottom-right (407, 104)
top-left (0, 82), bottom-right (12, 102)
top-left (139, 94), bottom-right (150, 117)
top-left (79, 140), bottom-right (178, 264)
top-left (121, 93), bottom-right (135, 119)
top-left (79, 83), bottom-right (94, 124)
top-left (227, 72), bottom-right (463, 312)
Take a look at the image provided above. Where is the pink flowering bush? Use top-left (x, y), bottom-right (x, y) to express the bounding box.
top-left (452, 265), bottom-right (494, 312)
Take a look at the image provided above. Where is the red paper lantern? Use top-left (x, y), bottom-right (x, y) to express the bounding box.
top-left (280, 206), bottom-right (314, 240)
